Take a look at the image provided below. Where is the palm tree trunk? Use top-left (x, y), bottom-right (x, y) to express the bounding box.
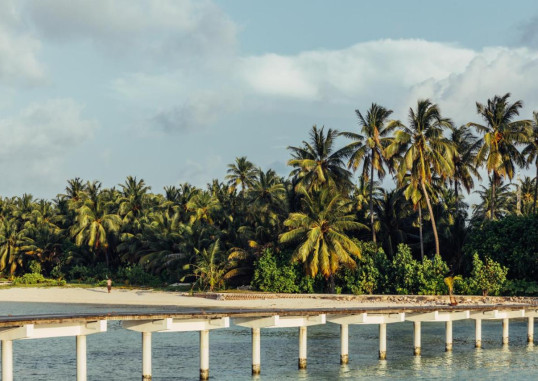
top-left (370, 165), bottom-right (376, 243)
top-left (534, 163), bottom-right (537, 215)
top-left (491, 173), bottom-right (496, 220)
top-left (421, 180), bottom-right (440, 257)
top-left (418, 206), bottom-right (424, 261)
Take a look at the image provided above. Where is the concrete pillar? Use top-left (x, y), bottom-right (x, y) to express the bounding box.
top-left (252, 328), bottom-right (261, 375)
top-left (475, 319), bottom-right (482, 348)
top-left (445, 321), bottom-right (453, 352)
top-left (200, 330), bottom-right (209, 380)
top-left (528, 317), bottom-right (534, 344)
top-left (379, 323), bottom-right (387, 360)
top-left (142, 332), bottom-right (152, 381)
top-left (2, 340), bottom-right (13, 381)
top-left (340, 324), bottom-right (349, 365)
top-left (502, 318), bottom-right (509, 345)
top-left (298, 326), bottom-right (307, 369)
top-left (76, 335), bottom-right (87, 381)
top-left (413, 321), bottom-right (421, 356)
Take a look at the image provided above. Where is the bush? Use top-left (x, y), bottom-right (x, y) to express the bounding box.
top-left (12, 273), bottom-right (66, 286)
top-left (251, 249), bottom-right (301, 293)
top-left (116, 265), bottom-right (162, 287)
top-left (469, 253), bottom-right (508, 296)
top-left (501, 279), bottom-right (538, 296)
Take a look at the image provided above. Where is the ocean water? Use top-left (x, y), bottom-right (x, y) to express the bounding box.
top-left (1, 302), bottom-right (537, 380)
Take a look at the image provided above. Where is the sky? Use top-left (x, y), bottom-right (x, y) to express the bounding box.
top-left (1, 0), bottom-right (538, 202)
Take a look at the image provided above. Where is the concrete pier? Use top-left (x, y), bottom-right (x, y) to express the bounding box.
top-left (475, 319), bottom-right (482, 348)
top-left (142, 332), bottom-right (152, 381)
top-left (502, 318), bottom-right (509, 345)
top-left (528, 317), bottom-right (534, 344)
top-left (340, 324), bottom-right (349, 364)
top-left (200, 330), bottom-right (209, 380)
top-left (76, 335), bottom-right (87, 381)
top-left (298, 326), bottom-right (307, 369)
top-left (2, 340), bottom-right (13, 381)
top-left (379, 323), bottom-right (387, 360)
top-left (413, 321), bottom-right (421, 356)
top-left (251, 328), bottom-right (261, 375)
top-left (445, 321), bottom-right (453, 352)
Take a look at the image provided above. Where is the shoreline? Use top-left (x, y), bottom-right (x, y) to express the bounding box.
top-left (1, 286), bottom-right (537, 312)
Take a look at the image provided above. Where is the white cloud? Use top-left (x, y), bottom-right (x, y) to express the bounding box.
top-left (0, 1), bottom-right (45, 86)
top-left (25, 0), bottom-right (237, 65)
top-left (0, 99), bottom-right (98, 194)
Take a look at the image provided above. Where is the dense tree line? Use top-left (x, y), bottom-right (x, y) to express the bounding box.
top-left (0, 93), bottom-right (537, 294)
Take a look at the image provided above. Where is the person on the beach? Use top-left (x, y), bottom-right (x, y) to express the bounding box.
top-left (107, 278), bottom-right (112, 293)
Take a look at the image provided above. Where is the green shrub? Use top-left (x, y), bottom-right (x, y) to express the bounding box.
top-left (116, 265), bottom-right (161, 287)
top-left (501, 279), bottom-right (538, 296)
top-left (12, 273), bottom-right (66, 286)
top-left (251, 249), bottom-right (300, 293)
top-left (469, 253), bottom-right (508, 296)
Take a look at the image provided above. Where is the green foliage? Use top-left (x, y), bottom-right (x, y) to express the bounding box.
top-left (501, 279), bottom-right (538, 296)
top-left (29, 261), bottom-right (42, 274)
top-left (469, 253), bottom-right (508, 296)
top-left (116, 265), bottom-right (161, 287)
top-left (12, 273), bottom-right (66, 286)
top-left (464, 215), bottom-right (538, 281)
top-left (251, 249), bottom-right (301, 293)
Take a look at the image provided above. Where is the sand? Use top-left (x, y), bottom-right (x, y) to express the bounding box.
top-left (0, 286), bottom-right (536, 313)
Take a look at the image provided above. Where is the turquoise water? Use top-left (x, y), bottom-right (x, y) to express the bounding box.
top-left (1, 303), bottom-right (537, 380)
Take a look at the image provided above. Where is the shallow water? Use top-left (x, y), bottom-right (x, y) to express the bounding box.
top-left (1, 302), bottom-right (537, 380)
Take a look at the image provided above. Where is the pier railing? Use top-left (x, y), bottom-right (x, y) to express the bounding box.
top-left (1, 304), bottom-right (537, 380)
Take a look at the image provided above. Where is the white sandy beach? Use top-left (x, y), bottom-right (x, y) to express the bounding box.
top-left (0, 286), bottom-right (535, 312)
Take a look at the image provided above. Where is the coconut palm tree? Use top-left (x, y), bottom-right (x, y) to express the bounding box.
top-left (118, 176), bottom-right (151, 223)
top-left (288, 125), bottom-right (352, 192)
top-left (388, 99), bottom-right (455, 256)
top-left (0, 218), bottom-right (30, 275)
top-left (340, 104), bottom-right (399, 242)
top-left (471, 177), bottom-right (515, 223)
top-left (468, 93), bottom-right (531, 219)
top-left (449, 125), bottom-right (481, 198)
top-left (225, 157), bottom-right (257, 195)
top-left (522, 111), bottom-right (538, 214)
top-left (279, 188), bottom-right (366, 290)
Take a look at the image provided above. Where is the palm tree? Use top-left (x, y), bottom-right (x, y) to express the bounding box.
top-left (279, 188), bottom-right (366, 290)
top-left (522, 111), bottom-right (538, 214)
top-left (118, 176), bottom-right (151, 224)
top-left (388, 99), bottom-right (455, 256)
top-left (226, 157), bottom-right (257, 195)
top-left (468, 93), bottom-right (531, 219)
top-left (71, 195), bottom-right (122, 268)
top-left (288, 125), bottom-right (352, 192)
top-left (340, 104), bottom-right (399, 242)
top-left (471, 177), bottom-right (514, 223)
top-left (449, 125), bottom-right (481, 198)
top-left (186, 239), bottom-right (227, 291)
top-left (0, 218), bottom-right (29, 276)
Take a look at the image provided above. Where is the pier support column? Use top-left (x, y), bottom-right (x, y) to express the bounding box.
top-left (379, 323), bottom-right (387, 360)
top-left (527, 316), bottom-right (534, 344)
top-left (445, 321), bottom-right (453, 352)
top-left (298, 326), bottom-right (307, 369)
top-left (413, 321), bottom-right (421, 356)
top-left (340, 324), bottom-right (349, 365)
top-left (475, 319), bottom-right (482, 348)
top-left (142, 332), bottom-right (152, 381)
top-left (76, 335), bottom-right (87, 381)
top-left (502, 318), bottom-right (509, 345)
top-left (2, 340), bottom-right (13, 381)
top-left (200, 330), bottom-right (209, 380)
top-left (251, 328), bottom-right (261, 375)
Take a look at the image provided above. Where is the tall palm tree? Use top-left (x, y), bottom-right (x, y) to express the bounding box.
top-left (118, 176), bottom-right (151, 224)
top-left (279, 188), bottom-right (366, 290)
top-left (522, 111), bottom-right (538, 214)
top-left (225, 157), bottom-right (257, 195)
top-left (340, 104), bottom-right (398, 242)
top-left (468, 93), bottom-right (531, 219)
top-left (388, 99), bottom-right (455, 256)
top-left (0, 218), bottom-right (29, 275)
top-left (288, 125), bottom-right (352, 192)
top-left (449, 125), bottom-right (481, 198)
top-left (471, 177), bottom-right (514, 223)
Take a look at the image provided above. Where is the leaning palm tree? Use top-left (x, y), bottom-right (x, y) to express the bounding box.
top-left (225, 157), bottom-right (257, 195)
top-left (388, 99), bottom-right (455, 256)
top-left (288, 125), bottom-right (352, 193)
top-left (522, 111), bottom-right (538, 214)
top-left (279, 188), bottom-right (366, 291)
top-left (340, 104), bottom-right (399, 242)
top-left (468, 93), bottom-right (531, 219)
